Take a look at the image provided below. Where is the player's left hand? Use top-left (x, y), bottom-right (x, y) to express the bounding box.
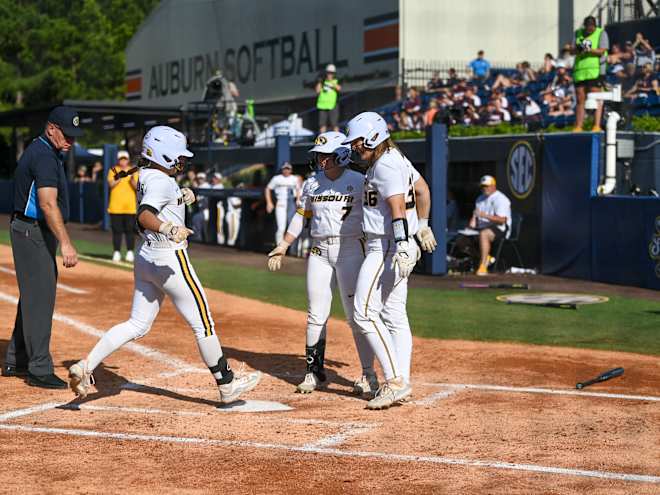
top-left (267, 245), bottom-right (287, 271)
top-left (391, 240), bottom-right (417, 278)
top-left (181, 187), bottom-right (196, 206)
top-left (416, 226), bottom-right (437, 253)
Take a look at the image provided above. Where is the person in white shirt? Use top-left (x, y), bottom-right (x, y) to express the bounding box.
top-left (211, 172), bottom-right (225, 244)
top-left (455, 175), bottom-right (511, 276)
top-left (265, 162), bottom-right (301, 245)
top-left (225, 183), bottom-right (243, 247)
top-left (343, 112), bottom-right (437, 410)
top-left (267, 131), bottom-right (376, 396)
top-left (67, 126), bottom-right (260, 404)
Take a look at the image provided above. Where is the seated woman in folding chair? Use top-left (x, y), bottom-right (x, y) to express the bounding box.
top-left (452, 175), bottom-right (511, 275)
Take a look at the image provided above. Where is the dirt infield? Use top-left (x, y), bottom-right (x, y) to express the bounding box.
top-left (0, 245), bottom-right (658, 494)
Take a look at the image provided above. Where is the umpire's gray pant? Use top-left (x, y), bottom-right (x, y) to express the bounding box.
top-left (5, 218), bottom-right (58, 375)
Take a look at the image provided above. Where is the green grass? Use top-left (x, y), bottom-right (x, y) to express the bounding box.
top-left (2, 228), bottom-right (658, 355)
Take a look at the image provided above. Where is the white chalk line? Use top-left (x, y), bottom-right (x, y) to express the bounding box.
top-left (412, 389), bottom-right (456, 406)
top-left (0, 402), bottom-right (63, 422)
top-left (0, 291), bottom-right (203, 373)
top-left (0, 421), bottom-right (657, 484)
top-left (418, 382), bottom-right (660, 402)
top-left (0, 266), bottom-right (88, 294)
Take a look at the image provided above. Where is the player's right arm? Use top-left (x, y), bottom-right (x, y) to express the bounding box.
top-left (138, 176), bottom-right (193, 243)
top-left (265, 175), bottom-right (277, 213)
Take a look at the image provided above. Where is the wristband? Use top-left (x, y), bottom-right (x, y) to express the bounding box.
top-left (392, 218), bottom-right (409, 242)
top-left (418, 218), bottom-right (429, 230)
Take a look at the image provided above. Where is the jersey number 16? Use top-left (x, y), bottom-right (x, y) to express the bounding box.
top-left (364, 190), bottom-right (378, 207)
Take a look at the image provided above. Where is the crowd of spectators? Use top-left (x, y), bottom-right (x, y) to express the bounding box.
top-left (385, 31), bottom-right (660, 133)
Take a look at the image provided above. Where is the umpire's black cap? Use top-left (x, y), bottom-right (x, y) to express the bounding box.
top-left (47, 106), bottom-right (84, 137)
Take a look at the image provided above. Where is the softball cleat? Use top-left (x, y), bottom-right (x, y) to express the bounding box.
top-left (68, 360), bottom-right (95, 398)
top-left (296, 372), bottom-right (326, 394)
top-left (366, 378), bottom-right (412, 410)
top-left (218, 371), bottom-right (262, 404)
top-left (352, 373), bottom-right (379, 397)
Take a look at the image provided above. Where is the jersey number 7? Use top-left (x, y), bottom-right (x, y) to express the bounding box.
top-left (341, 205), bottom-right (352, 221)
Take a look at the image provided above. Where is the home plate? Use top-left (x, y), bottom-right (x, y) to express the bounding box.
top-left (217, 400), bottom-right (292, 412)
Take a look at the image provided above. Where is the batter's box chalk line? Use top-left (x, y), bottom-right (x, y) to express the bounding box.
top-left (0, 402), bottom-right (657, 485)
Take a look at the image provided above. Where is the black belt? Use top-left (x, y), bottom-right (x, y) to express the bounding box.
top-left (12, 212), bottom-right (39, 224)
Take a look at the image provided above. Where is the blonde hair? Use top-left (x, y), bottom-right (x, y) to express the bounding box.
top-left (370, 137), bottom-right (400, 164)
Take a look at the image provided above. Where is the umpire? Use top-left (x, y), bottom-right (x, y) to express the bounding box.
top-left (2, 106), bottom-right (82, 388)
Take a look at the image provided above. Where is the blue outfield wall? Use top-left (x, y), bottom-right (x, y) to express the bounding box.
top-left (591, 197), bottom-right (660, 290)
top-left (541, 133), bottom-right (600, 279)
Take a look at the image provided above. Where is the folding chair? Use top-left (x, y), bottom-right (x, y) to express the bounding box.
top-left (493, 213), bottom-right (524, 272)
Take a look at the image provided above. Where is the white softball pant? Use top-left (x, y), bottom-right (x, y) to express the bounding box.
top-left (353, 236), bottom-right (413, 382)
top-left (216, 202), bottom-right (225, 244)
top-left (85, 243), bottom-right (224, 372)
top-left (225, 208), bottom-right (241, 246)
top-left (306, 236), bottom-right (375, 375)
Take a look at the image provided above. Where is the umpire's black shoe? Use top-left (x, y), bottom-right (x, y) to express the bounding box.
top-left (27, 372), bottom-right (67, 389)
top-left (2, 364), bottom-right (28, 377)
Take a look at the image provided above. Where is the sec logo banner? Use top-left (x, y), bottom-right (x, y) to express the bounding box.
top-left (507, 141), bottom-right (535, 199)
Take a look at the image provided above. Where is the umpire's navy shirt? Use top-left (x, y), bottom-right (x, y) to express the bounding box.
top-left (13, 135), bottom-right (69, 222)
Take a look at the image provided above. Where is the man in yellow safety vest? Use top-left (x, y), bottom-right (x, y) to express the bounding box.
top-left (573, 16), bottom-right (609, 132)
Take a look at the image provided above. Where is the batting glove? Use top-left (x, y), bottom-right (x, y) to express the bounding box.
top-left (181, 187), bottom-right (196, 206)
top-left (159, 221), bottom-right (194, 243)
top-left (267, 241), bottom-right (290, 271)
top-left (391, 240), bottom-right (417, 278)
top-left (416, 218), bottom-right (437, 253)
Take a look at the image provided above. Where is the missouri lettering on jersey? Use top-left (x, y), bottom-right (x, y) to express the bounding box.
top-left (362, 148), bottom-right (420, 237)
top-left (298, 169), bottom-right (364, 238)
top-left (267, 174), bottom-right (299, 204)
top-left (137, 168), bottom-right (187, 248)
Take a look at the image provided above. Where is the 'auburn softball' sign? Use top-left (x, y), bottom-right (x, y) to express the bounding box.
top-left (506, 141), bottom-right (536, 200)
top-left (125, 0), bottom-right (399, 106)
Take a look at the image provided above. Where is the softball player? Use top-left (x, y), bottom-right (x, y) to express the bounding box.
top-left (265, 163), bottom-right (301, 245)
top-left (267, 132), bottom-right (377, 396)
top-left (68, 126), bottom-right (261, 404)
top-left (343, 112), bottom-right (437, 410)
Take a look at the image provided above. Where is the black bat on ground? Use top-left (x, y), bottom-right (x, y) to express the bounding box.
top-left (576, 367), bottom-right (624, 389)
top-left (461, 283), bottom-right (529, 289)
top-left (506, 301), bottom-right (577, 309)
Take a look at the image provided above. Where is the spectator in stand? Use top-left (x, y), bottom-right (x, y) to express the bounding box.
top-left (445, 68), bottom-right (461, 87)
top-left (572, 15), bottom-right (609, 132)
top-left (424, 99), bottom-right (439, 126)
top-left (542, 63), bottom-right (575, 113)
top-left (625, 62), bottom-right (660, 98)
top-left (620, 63), bottom-right (638, 101)
top-left (426, 71), bottom-right (444, 93)
top-left (607, 43), bottom-right (625, 75)
top-left (469, 50), bottom-right (491, 81)
top-left (514, 93), bottom-right (542, 130)
top-left (464, 85), bottom-right (481, 107)
top-left (74, 165), bottom-right (90, 183)
top-left (403, 87), bottom-right (422, 114)
top-left (492, 97), bottom-right (511, 122)
top-left (492, 89), bottom-right (509, 109)
top-left (623, 40), bottom-right (637, 65)
top-left (107, 151), bottom-right (138, 263)
top-left (556, 43), bottom-right (575, 69)
top-left (633, 32), bottom-right (655, 70)
top-left (540, 53), bottom-right (556, 74)
top-left (519, 61), bottom-right (537, 84)
top-left (398, 109), bottom-right (414, 130)
top-left (492, 63), bottom-right (525, 90)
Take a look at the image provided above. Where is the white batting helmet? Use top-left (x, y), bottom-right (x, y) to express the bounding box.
top-left (309, 131), bottom-right (351, 167)
top-left (342, 111), bottom-right (390, 149)
top-left (141, 126), bottom-right (193, 169)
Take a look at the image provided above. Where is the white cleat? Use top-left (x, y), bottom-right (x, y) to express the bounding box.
top-left (366, 377), bottom-right (412, 410)
top-left (218, 371), bottom-right (262, 404)
top-left (352, 374), bottom-right (379, 397)
top-left (296, 372), bottom-right (325, 394)
top-left (112, 251), bottom-right (121, 263)
top-left (68, 360), bottom-right (94, 398)
top-left (125, 250), bottom-right (134, 263)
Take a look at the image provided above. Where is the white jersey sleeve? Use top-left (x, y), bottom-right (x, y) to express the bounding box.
top-left (371, 157), bottom-right (407, 200)
top-left (297, 177), bottom-right (313, 216)
top-left (140, 172), bottom-right (175, 212)
top-left (137, 168), bottom-right (187, 247)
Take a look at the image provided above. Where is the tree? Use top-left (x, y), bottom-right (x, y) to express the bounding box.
top-left (0, 0), bottom-right (159, 110)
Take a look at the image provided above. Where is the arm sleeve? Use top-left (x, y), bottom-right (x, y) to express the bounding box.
top-left (266, 176), bottom-right (277, 190)
top-left (410, 164), bottom-right (422, 184)
top-left (140, 177), bottom-right (171, 212)
top-left (285, 211), bottom-right (305, 238)
top-left (34, 156), bottom-right (61, 188)
top-left (599, 30), bottom-right (609, 50)
top-left (296, 179), bottom-right (313, 215)
top-left (493, 194), bottom-right (511, 219)
top-left (373, 158), bottom-right (407, 199)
